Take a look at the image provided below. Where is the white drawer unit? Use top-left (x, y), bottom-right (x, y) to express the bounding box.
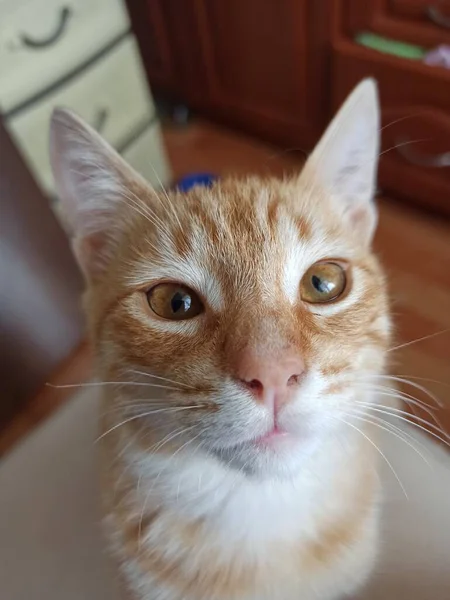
top-left (0, 0), bottom-right (129, 113)
top-left (6, 36), bottom-right (164, 194)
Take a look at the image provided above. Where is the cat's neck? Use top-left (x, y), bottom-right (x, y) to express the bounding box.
top-left (117, 428), bottom-right (370, 543)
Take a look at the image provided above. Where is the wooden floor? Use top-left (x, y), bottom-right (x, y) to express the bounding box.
top-left (1, 118), bottom-right (449, 456)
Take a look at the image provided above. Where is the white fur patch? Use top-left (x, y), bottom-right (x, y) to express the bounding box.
top-left (131, 256), bottom-right (224, 312)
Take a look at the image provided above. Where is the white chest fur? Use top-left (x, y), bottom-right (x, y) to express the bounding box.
top-left (104, 433), bottom-right (379, 600)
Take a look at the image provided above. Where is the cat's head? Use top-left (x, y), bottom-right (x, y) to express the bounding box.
top-left (50, 79), bottom-right (390, 478)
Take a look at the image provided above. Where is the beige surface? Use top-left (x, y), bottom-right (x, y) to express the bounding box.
top-left (0, 0), bottom-right (129, 112)
top-left (7, 36), bottom-right (154, 194)
top-left (0, 390), bottom-right (449, 600)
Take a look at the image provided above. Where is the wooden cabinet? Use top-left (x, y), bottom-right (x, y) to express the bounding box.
top-left (192, 0), bottom-right (329, 147)
top-left (333, 41), bottom-right (450, 214)
top-left (127, 0), bottom-right (330, 148)
top-left (126, 0), bottom-right (176, 91)
top-left (344, 0), bottom-right (450, 47)
top-left (127, 0), bottom-right (450, 216)
top-left (333, 3), bottom-right (450, 215)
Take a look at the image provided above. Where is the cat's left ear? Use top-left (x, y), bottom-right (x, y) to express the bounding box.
top-left (50, 108), bottom-right (148, 281)
top-left (302, 78), bottom-right (380, 245)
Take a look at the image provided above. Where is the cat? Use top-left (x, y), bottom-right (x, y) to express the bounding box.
top-left (49, 78), bottom-right (390, 600)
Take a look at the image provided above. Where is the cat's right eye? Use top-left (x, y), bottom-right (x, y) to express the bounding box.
top-left (146, 283), bottom-right (203, 320)
top-left (300, 262), bottom-right (347, 304)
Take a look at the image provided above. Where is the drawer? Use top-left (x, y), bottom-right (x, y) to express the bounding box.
top-left (0, 0), bottom-right (129, 113)
top-left (345, 0), bottom-right (450, 48)
top-left (6, 36), bottom-right (155, 194)
top-left (332, 41), bottom-right (450, 215)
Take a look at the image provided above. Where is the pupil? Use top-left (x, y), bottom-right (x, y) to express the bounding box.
top-left (171, 292), bottom-right (191, 313)
top-left (312, 275), bottom-right (333, 294)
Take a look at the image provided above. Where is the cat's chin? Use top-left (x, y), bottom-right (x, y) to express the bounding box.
top-left (211, 431), bottom-right (319, 480)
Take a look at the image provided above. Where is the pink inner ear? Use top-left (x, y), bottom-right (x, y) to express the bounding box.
top-left (73, 234), bottom-right (110, 280)
top-left (347, 202), bottom-right (376, 245)
top-left (350, 206), bottom-right (367, 227)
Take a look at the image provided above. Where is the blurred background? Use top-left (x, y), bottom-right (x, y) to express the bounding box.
top-left (0, 0), bottom-right (449, 453)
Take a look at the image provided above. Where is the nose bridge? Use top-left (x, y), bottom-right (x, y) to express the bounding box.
top-left (224, 308), bottom-right (294, 358)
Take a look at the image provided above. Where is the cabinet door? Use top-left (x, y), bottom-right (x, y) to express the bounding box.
top-left (126, 0), bottom-right (210, 101)
top-left (194, 0), bottom-right (329, 148)
top-left (126, 0), bottom-right (175, 90)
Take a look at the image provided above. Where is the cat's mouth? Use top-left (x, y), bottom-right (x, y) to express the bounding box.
top-left (252, 425), bottom-right (292, 447)
top-left (219, 423), bottom-right (306, 456)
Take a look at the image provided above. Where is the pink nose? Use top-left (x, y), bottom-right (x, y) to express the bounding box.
top-left (234, 348), bottom-right (305, 410)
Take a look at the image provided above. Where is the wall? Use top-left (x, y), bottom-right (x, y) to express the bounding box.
top-left (0, 121), bottom-right (84, 424)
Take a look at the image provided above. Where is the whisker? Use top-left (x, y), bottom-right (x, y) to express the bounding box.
top-left (348, 409), bottom-right (431, 467)
top-left (354, 402), bottom-right (450, 448)
top-left (171, 431), bottom-right (204, 463)
top-left (379, 138), bottom-right (432, 157)
top-left (353, 405), bottom-right (430, 449)
top-left (127, 369), bottom-right (197, 390)
top-left (137, 425), bottom-right (198, 548)
top-left (99, 401), bottom-right (203, 419)
top-left (356, 383), bottom-right (440, 427)
top-left (334, 415), bottom-right (408, 498)
top-left (121, 192), bottom-right (167, 236)
top-left (144, 161), bottom-right (184, 232)
top-left (354, 382), bottom-right (436, 412)
top-left (373, 374), bottom-right (444, 408)
top-left (95, 407), bottom-right (202, 443)
top-left (388, 329), bottom-right (449, 353)
top-left (371, 412), bottom-right (431, 457)
top-left (335, 414), bottom-right (408, 498)
top-left (379, 113), bottom-right (422, 132)
top-left (110, 427), bottom-right (149, 503)
top-left (175, 436), bottom-right (206, 503)
top-left (119, 195), bottom-right (173, 257)
top-left (110, 426), bottom-right (143, 468)
top-left (149, 424), bottom-right (197, 454)
top-left (122, 187), bottom-right (173, 240)
top-left (393, 374), bottom-right (450, 390)
top-left (356, 386), bottom-right (446, 434)
top-left (47, 381), bottom-right (182, 391)
top-left (355, 398), bottom-right (438, 429)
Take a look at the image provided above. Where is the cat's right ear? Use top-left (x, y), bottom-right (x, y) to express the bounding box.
top-left (301, 78), bottom-right (380, 246)
top-left (50, 108), bottom-right (145, 281)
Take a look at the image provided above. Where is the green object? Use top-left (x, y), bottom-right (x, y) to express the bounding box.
top-left (355, 32), bottom-right (426, 60)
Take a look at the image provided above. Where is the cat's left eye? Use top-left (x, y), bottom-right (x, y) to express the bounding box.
top-left (147, 283), bottom-right (203, 320)
top-left (300, 262), bottom-right (347, 304)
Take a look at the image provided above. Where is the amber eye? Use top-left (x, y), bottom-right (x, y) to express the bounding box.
top-left (147, 283), bottom-right (203, 320)
top-left (300, 262), bottom-right (347, 304)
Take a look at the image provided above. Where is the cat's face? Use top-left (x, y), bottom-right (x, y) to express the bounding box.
top-left (51, 79), bottom-right (390, 478)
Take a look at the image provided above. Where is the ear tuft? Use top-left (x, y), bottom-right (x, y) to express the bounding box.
top-left (303, 78), bottom-right (380, 244)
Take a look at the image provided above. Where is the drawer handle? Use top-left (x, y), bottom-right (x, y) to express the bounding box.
top-left (20, 6), bottom-right (72, 50)
top-left (396, 136), bottom-right (450, 168)
top-left (427, 5), bottom-right (450, 29)
top-left (91, 108), bottom-right (109, 135)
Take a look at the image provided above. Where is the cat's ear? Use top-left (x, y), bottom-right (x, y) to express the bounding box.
top-left (50, 108), bottom-right (146, 281)
top-left (302, 78), bottom-right (380, 245)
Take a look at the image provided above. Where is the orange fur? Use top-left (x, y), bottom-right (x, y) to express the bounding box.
top-left (51, 80), bottom-right (390, 600)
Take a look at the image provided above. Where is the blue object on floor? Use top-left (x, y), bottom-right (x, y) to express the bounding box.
top-left (177, 172), bottom-right (217, 192)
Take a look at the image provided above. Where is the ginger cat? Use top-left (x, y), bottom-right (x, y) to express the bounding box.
top-left (50, 79), bottom-right (390, 600)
